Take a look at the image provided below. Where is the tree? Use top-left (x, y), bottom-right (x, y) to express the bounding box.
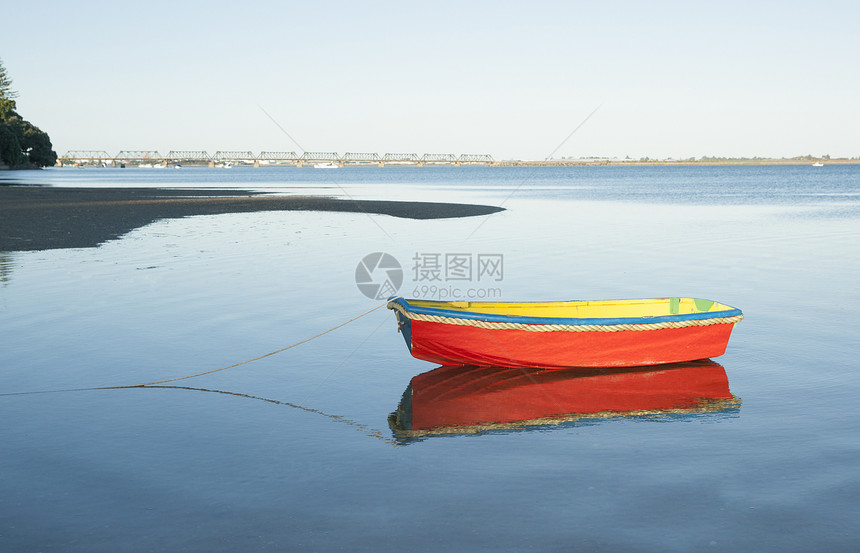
top-left (0, 58), bottom-right (57, 168)
top-left (6, 112), bottom-right (57, 167)
top-left (0, 57), bottom-right (17, 119)
top-left (0, 123), bottom-right (24, 166)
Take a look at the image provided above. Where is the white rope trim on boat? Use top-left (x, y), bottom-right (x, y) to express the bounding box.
top-left (387, 302), bottom-right (743, 333)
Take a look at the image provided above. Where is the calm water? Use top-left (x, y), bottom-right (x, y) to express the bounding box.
top-left (1, 165), bottom-right (858, 552)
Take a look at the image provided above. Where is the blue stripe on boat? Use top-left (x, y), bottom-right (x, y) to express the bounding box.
top-left (388, 297), bottom-right (743, 326)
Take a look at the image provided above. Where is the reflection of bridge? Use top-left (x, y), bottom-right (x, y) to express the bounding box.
top-left (59, 150), bottom-right (495, 167)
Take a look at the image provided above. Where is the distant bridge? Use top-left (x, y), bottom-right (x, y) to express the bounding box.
top-left (58, 150), bottom-right (495, 167)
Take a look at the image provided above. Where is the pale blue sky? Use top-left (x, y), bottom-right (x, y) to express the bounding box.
top-left (4, 0), bottom-right (858, 159)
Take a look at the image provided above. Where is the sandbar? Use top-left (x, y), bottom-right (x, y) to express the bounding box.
top-left (0, 187), bottom-right (504, 251)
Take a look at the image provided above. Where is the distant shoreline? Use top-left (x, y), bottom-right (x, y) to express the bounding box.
top-left (493, 158), bottom-right (860, 167)
top-left (42, 158), bottom-right (859, 169)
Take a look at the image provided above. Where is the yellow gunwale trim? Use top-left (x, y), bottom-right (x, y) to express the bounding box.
top-left (388, 302), bottom-right (744, 333)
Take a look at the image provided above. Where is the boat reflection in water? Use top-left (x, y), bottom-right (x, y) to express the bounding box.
top-left (389, 360), bottom-right (739, 441)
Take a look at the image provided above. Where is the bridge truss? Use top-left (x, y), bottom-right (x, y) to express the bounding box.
top-left (61, 151), bottom-right (113, 164)
top-left (165, 151), bottom-right (210, 162)
top-left (212, 151), bottom-right (256, 162)
top-left (421, 153), bottom-right (458, 164)
top-left (341, 152), bottom-right (381, 164)
top-left (57, 150), bottom-right (497, 167)
top-left (257, 151), bottom-right (299, 161)
top-left (115, 150), bottom-right (162, 162)
top-left (300, 152), bottom-right (340, 162)
top-left (458, 154), bottom-right (494, 164)
top-left (383, 153), bottom-right (420, 163)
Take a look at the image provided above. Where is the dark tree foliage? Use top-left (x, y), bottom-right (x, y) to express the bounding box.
top-left (0, 123), bottom-right (24, 166)
top-left (0, 58), bottom-right (57, 168)
top-left (5, 112), bottom-right (58, 167)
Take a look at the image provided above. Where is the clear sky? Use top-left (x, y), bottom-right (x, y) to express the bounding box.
top-left (4, 0), bottom-right (858, 160)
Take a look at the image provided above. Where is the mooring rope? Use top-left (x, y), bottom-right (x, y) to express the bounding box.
top-left (148, 384), bottom-right (396, 444)
top-left (0, 302), bottom-right (387, 396)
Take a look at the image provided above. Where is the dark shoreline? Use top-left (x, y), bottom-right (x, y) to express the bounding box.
top-left (0, 187), bottom-right (505, 252)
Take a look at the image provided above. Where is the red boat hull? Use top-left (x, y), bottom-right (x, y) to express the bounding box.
top-left (407, 318), bottom-right (737, 369)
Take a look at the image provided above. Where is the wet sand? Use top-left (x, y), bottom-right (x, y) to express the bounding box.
top-left (0, 187), bottom-right (504, 251)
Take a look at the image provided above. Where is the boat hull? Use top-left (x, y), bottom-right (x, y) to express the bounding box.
top-left (389, 297), bottom-right (742, 369)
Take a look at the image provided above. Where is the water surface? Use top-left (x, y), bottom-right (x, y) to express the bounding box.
top-left (1, 165), bottom-right (858, 552)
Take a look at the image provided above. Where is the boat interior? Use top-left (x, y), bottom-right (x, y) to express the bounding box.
top-left (404, 297), bottom-right (736, 319)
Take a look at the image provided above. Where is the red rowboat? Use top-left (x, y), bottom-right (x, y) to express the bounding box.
top-left (387, 297), bottom-right (743, 369)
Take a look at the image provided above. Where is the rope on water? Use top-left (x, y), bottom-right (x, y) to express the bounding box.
top-left (387, 301), bottom-right (743, 333)
top-left (0, 302), bottom-right (387, 396)
top-left (108, 302), bottom-right (388, 389)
